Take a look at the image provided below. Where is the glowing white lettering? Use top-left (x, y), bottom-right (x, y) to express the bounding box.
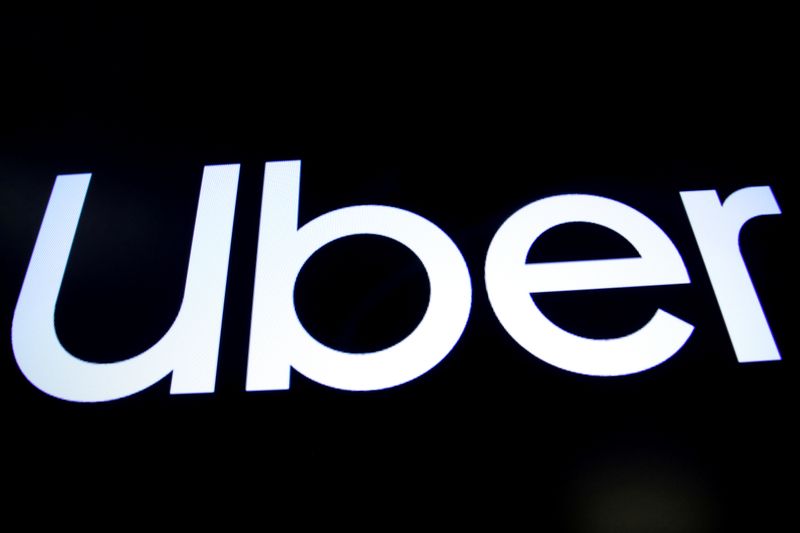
top-left (10, 160), bottom-right (783, 402)
top-left (485, 194), bottom-right (694, 376)
top-left (681, 187), bottom-right (781, 362)
top-left (246, 161), bottom-right (472, 392)
top-left (12, 165), bottom-right (240, 402)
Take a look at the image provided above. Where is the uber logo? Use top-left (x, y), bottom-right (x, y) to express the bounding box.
top-left (11, 161), bottom-right (782, 402)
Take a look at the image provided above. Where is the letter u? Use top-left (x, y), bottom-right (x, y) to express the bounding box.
top-left (11, 165), bottom-right (240, 402)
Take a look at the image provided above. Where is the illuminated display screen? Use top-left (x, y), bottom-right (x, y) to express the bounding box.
top-left (2, 8), bottom-right (795, 531)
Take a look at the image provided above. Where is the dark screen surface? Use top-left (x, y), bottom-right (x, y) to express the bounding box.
top-left (2, 7), bottom-right (796, 531)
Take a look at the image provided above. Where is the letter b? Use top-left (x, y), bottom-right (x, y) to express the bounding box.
top-left (246, 161), bottom-right (472, 392)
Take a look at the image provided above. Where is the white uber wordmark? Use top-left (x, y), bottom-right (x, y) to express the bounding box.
top-left (11, 161), bottom-right (783, 402)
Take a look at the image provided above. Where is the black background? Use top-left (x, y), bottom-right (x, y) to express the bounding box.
top-left (2, 5), bottom-right (796, 531)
